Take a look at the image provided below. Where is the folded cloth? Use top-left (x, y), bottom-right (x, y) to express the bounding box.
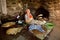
top-left (29, 24), bottom-right (45, 32)
top-left (30, 20), bottom-right (46, 25)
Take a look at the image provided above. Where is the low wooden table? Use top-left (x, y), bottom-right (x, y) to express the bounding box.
top-left (29, 25), bottom-right (54, 40)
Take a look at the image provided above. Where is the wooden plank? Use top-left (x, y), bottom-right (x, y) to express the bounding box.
top-left (0, 0), bottom-right (7, 15)
top-left (0, 0), bottom-right (1, 12)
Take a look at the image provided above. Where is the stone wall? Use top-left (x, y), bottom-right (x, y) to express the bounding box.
top-left (44, 0), bottom-right (60, 20)
top-left (0, 0), bottom-right (60, 20)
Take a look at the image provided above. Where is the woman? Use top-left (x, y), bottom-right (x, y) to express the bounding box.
top-left (25, 9), bottom-right (34, 24)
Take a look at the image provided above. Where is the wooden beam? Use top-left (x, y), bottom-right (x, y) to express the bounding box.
top-left (0, 0), bottom-right (7, 15)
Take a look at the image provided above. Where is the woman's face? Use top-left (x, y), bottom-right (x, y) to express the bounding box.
top-left (25, 9), bottom-right (30, 14)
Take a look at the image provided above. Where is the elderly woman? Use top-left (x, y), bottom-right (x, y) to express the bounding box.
top-left (25, 9), bottom-right (46, 25)
top-left (25, 9), bottom-right (34, 24)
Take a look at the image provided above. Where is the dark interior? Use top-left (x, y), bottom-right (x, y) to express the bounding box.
top-left (35, 6), bottom-right (50, 19)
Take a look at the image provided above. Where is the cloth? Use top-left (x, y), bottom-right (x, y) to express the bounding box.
top-left (29, 24), bottom-right (45, 32)
top-left (29, 20), bottom-right (46, 25)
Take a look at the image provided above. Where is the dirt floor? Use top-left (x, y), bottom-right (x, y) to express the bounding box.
top-left (48, 18), bottom-right (60, 40)
top-left (0, 18), bottom-right (60, 40)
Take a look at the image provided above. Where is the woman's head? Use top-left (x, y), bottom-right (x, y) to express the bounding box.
top-left (25, 9), bottom-right (30, 14)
